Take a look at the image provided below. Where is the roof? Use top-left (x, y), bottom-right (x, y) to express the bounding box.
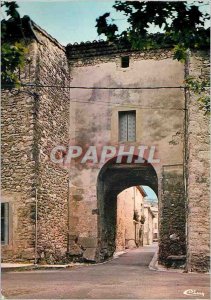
top-left (2, 15), bottom-right (65, 51)
top-left (31, 19), bottom-right (65, 51)
top-left (144, 204), bottom-right (155, 218)
top-left (4, 15), bottom-right (209, 61)
top-left (136, 186), bottom-right (147, 198)
top-left (66, 40), bottom-right (136, 60)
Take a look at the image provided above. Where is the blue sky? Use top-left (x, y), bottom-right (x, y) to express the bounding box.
top-left (2, 1), bottom-right (209, 46)
top-left (9, 1), bottom-right (128, 45)
top-left (142, 186), bottom-right (157, 200)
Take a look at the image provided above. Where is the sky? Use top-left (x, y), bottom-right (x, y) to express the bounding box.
top-left (8, 0), bottom-right (128, 45)
top-left (2, 1), bottom-right (209, 46)
top-left (142, 186), bottom-right (157, 201)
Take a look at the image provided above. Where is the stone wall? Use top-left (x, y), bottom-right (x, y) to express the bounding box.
top-left (186, 51), bottom-right (210, 272)
top-left (1, 41), bottom-right (39, 262)
top-left (159, 165), bottom-right (186, 267)
top-left (31, 27), bottom-right (70, 263)
top-left (2, 26), bottom-right (70, 263)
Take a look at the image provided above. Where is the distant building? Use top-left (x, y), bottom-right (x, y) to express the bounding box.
top-left (143, 203), bottom-right (155, 245)
top-left (151, 205), bottom-right (159, 241)
top-left (115, 186), bottom-right (147, 251)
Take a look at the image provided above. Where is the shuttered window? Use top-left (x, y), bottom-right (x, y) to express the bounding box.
top-left (1, 203), bottom-right (9, 245)
top-left (119, 111), bottom-right (136, 142)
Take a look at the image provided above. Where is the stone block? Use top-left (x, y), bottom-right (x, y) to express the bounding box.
top-left (126, 240), bottom-right (136, 249)
top-left (68, 234), bottom-right (78, 241)
top-left (78, 237), bottom-right (98, 248)
top-left (21, 248), bottom-right (35, 260)
top-left (68, 244), bottom-right (83, 256)
top-left (83, 248), bottom-right (96, 261)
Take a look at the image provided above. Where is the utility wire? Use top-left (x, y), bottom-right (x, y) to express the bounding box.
top-left (3, 82), bottom-right (209, 90)
top-left (5, 82), bottom-right (188, 90)
top-left (2, 83), bottom-right (187, 110)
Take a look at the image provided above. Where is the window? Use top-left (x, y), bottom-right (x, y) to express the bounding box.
top-left (121, 56), bottom-right (129, 68)
top-left (119, 111), bottom-right (136, 142)
top-left (1, 203), bottom-right (9, 245)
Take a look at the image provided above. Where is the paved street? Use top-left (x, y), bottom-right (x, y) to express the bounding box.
top-left (2, 244), bottom-right (210, 299)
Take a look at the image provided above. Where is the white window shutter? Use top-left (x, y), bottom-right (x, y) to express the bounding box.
top-left (119, 111), bottom-right (136, 142)
top-left (119, 113), bottom-right (128, 141)
top-left (127, 112), bottom-right (136, 141)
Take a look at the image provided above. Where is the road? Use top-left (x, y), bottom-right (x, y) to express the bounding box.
top-left (2, 244), bottom-right (210, 299)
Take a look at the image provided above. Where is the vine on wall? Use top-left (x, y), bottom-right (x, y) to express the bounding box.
top-left (1, 1), bottom-right (28, 89)
top-left (186, 76), bottom-right (210, 115)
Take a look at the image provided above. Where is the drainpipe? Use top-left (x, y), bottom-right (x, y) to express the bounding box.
top-left (184, 50), bottom-right (190, 270)
top-left (34, 188), bottom-right (38, 265)
top-left (134, 187), bottom-right (136, 244)
top-left (67, 177), bottom-right (70, 252)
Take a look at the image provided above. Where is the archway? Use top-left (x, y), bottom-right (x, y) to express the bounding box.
top-left (96, 156), bottom-right (158, 261)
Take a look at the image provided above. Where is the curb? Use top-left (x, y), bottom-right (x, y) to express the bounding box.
top-left (148, 251), bottom-right (184, 273)
top-left (1, 264), bottom-right (76, 272)
top-left (148, 250), bottom-right (158, 271)
top-left (1, 251), bottom-right (127, 272)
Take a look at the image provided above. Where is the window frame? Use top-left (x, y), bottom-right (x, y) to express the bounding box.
top-left (1, 202), bottom-right (9, 245)
top-left (118, 110), bottom-right (136, 142)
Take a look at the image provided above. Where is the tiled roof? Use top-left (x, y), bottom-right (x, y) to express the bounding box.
top-left (66, 40), bottom-right (134, 60)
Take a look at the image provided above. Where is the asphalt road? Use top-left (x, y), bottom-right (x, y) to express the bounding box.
top-left (2, 244), bottom-right (210, 299)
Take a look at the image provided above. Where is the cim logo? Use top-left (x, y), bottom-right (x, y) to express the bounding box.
top-left (183, 289), bottom-right (205, 297)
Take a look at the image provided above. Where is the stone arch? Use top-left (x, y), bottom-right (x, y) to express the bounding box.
top-left (96, 155), bottom-right (158, 261)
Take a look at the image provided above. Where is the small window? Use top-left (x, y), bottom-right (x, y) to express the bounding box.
top-left (119, 110), bottom-right (136, 142)
top-left (121, 56), bottom-right (129, 68)
top-left (1, 203), bottom-right (9, 245)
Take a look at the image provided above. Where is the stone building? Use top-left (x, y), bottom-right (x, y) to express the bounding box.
top-left (143, 204), bottom-right (155, 246)
top-left (115, 186), bottom-right (146, 251)
top-left (1, 18), bottom-right (210, 272)
top-left (151, 205), bottom-right (159, 241)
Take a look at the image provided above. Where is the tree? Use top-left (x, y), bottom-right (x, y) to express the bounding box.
top-left (96, 1), bottom-right (210, 61)
top-left (1, 1), bottom-right (28, 89)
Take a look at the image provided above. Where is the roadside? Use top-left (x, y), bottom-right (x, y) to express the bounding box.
top-left (2, 244), bottom-right (209, 299)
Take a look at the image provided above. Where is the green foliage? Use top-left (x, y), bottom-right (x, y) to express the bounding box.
top-left (96, 13), bottom-right (118, 41)
top-left (1, 1), bottom-right (28, 89)
top-left (2, 42), bottom-right (28, 88)
top-left (173, 44), bottom-right (188, 63)
top-left (96, 1), bottom-right (210, 56)
top-left (186, 76), bottom-right (210, 115)
top-left (3, 1), bottom-right (20, 18)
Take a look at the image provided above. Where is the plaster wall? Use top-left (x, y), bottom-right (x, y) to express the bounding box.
top-left (144, 206), bottom-right (154, 245)
top-left (115, 187), bottom-right (145, 251)
top-left (67, 50), bottom-right (185, 261)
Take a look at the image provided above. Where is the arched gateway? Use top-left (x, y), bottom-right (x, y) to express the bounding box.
top-left (96, 156), bottom-right (186, 267)
top-left (96, 156), bottom-right (158, 261)
top-left (1, 14), bottom-right (209, 272)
